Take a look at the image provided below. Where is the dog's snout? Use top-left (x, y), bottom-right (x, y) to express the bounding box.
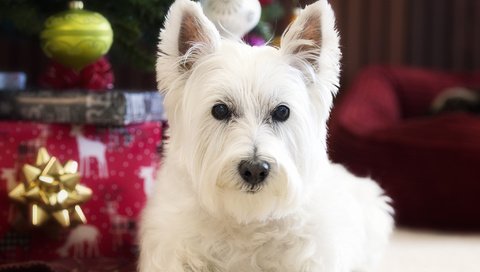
top-left (238, 160), bottom-right (270, 185)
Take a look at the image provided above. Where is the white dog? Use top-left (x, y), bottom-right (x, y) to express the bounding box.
top-left (139, 0), bottom-right (393, 271)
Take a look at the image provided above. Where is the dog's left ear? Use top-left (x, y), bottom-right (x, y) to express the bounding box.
top-left (280, 0), bottom-right (340, 92)
top-left (156, 0), bottom-right (221, 93)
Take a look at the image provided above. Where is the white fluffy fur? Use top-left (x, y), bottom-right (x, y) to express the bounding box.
top-left (139, 0), bottom-right (393, 271)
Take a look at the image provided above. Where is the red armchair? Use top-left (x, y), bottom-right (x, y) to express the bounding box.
top-left (328, 66), bottom-right (480, 230)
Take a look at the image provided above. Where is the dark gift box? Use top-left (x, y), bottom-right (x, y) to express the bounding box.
top-left (0, 90), bottom-right (164, 125)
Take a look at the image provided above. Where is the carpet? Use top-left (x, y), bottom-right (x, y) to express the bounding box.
top-left (379, 228), bottom-right (480, 272)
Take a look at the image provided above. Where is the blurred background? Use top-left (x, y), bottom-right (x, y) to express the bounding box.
top-left (1, 0), bottom-right (479, 89)
top-left (314, 0), bottom-right (480, 87)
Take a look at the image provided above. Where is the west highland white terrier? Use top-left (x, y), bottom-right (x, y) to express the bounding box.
top-left (139, 0), bottom-right (393, 271)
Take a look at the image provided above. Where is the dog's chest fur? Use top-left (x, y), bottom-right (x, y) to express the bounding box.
top-left (182, 214), bottom-right (319, 272)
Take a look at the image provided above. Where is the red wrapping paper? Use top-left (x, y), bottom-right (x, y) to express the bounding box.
top-left (0, 121), bottom-right (163, 261)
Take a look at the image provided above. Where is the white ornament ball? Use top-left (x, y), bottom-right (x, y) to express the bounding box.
top-left (201, 0), bottom-right (261, 39)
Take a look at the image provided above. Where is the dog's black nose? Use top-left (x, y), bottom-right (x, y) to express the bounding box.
top-left (238, 160), bottom-right (270, 185)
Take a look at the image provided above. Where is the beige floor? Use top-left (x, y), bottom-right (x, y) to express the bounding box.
top-left (379, 228), bottom-right (480, 272)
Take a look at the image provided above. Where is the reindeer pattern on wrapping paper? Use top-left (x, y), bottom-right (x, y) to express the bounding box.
top-left (139, 166), bottom-right (156, 197)
top-left (71, 126), bottom-right (109, 179)
top-left (105, 201), bottom-right (136, 251)
top-left (57, 224), bottom-right (101, 258)
top-left (1, 167), bottom-right (18, 224)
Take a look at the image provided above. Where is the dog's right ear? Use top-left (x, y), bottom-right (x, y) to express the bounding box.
top-left (156, 0), bottom-right (220, 93)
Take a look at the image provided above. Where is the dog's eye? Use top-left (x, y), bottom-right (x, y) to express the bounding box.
top-left (271, 105), bottom-right (290, 122)
top-left (212, 103), bottom-right (231, 120)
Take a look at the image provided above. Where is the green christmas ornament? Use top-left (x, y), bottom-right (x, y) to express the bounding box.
top-left (40, 1), bottom-right (113, 70)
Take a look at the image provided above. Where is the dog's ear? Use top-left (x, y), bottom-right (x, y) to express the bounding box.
top-left (156, 0), bottom-right (220, 92)
top-left (280, 0), bottom-right (340, 92)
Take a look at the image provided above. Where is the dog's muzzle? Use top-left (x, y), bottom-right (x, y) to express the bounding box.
top-left (238, 160), bottom-right (270, 186)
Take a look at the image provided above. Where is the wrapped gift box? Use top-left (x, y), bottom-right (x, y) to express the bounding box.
top-left (0, 90), bottom-right (164, 125)
top-left (0, 121), bottom-right (163, 261)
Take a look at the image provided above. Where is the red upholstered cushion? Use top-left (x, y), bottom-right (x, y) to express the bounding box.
top-left (329, 66), bottom-right (480, 230)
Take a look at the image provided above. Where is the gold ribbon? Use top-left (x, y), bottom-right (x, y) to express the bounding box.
top-left (9, 147), bottom-right (92, 227)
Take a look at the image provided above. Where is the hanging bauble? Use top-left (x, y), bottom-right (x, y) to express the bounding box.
top-left (40, 1), bottom-right (113, 71)
top-left (200, 0), bottom-right (261, 39)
